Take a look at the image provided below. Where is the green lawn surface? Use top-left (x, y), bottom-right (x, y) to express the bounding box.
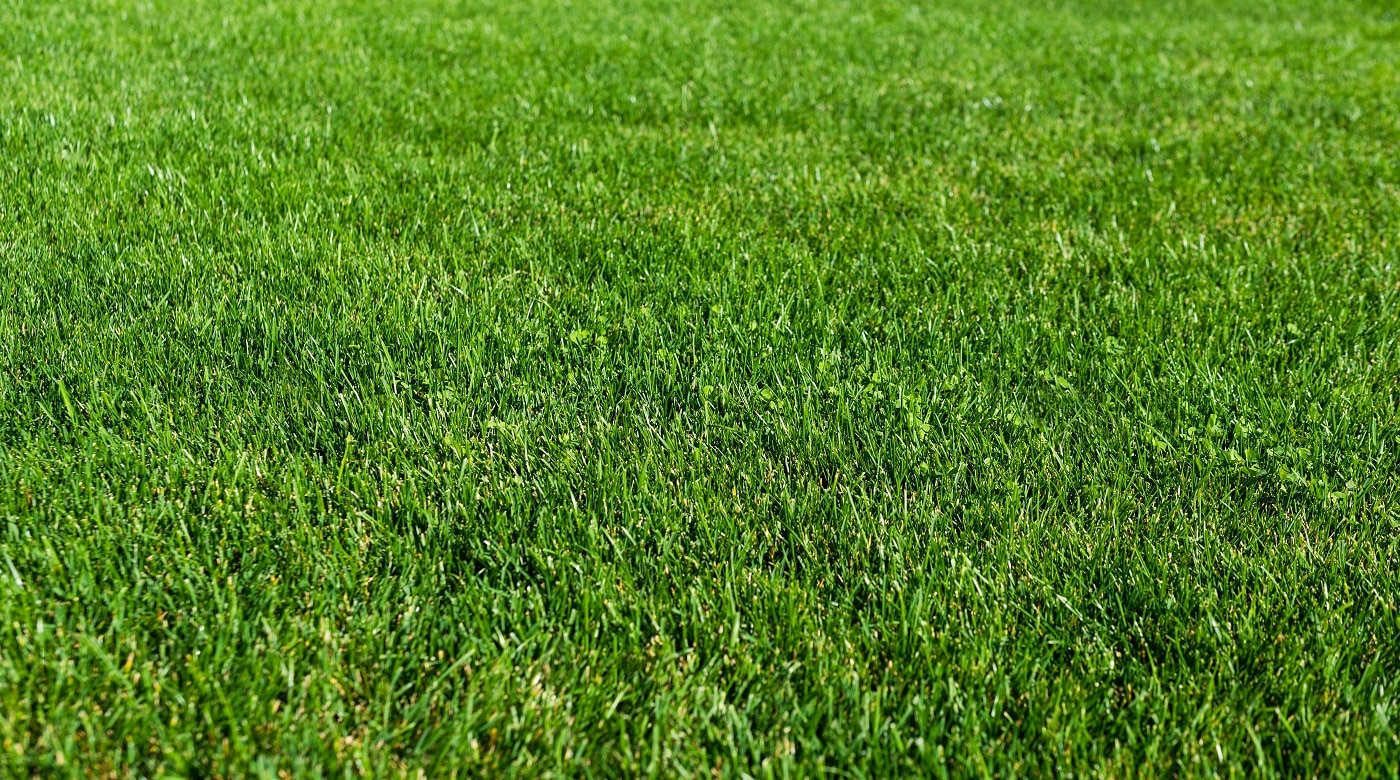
top-left (2, 0), bottom-right (1399, 775)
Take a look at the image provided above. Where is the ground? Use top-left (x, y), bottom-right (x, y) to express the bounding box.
top-left (1, 0), bottom-right (1398, 775)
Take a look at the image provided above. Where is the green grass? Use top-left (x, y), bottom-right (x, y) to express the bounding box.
top-left (2, 0), bottom-right (1399, 775)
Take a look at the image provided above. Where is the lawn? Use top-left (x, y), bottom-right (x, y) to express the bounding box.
top-left (2, 0), bottom-right (1398, 775)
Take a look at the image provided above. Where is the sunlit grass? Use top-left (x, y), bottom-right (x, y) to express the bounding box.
top-left (1, 0), bottom-right (1398, 775)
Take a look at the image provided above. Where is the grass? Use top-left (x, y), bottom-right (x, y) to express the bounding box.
top-left (2, 0), bottom-right (1399, 775)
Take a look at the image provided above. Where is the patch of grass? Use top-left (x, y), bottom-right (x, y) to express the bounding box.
top-left (2, 0), bottom-right (1398, 775)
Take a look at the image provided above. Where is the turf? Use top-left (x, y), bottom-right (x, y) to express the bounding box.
top-left (2, 0), bottom-right (1399, 775)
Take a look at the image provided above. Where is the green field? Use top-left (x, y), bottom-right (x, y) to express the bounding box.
top-left (2, 0), bottom-right (1399, 775)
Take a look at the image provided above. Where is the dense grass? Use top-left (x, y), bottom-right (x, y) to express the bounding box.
top-left (2, 0), bottom-right (1399, 775)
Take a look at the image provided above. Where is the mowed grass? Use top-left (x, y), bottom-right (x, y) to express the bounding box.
top-left (2, 0), bottom-right (1399, 775)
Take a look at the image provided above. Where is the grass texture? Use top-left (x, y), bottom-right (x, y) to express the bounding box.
top-left (2, 0), bottom-right (1399, 775)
